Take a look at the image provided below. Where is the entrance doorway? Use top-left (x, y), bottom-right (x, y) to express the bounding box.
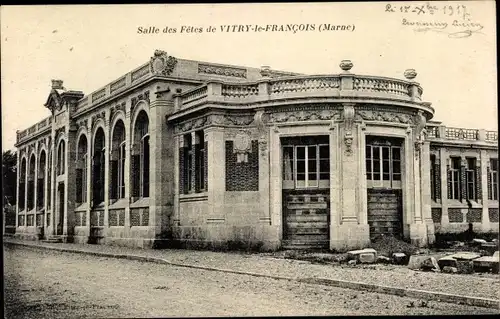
top-left (281, 136), bottom-right (330, 249)
top-left (365, 136), bottom-right (404, 240)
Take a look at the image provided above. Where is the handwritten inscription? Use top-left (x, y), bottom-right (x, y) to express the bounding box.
top-left (387, 3), bottom-right (484, 38)
top-left (386, 3), bottom-right (470, 20)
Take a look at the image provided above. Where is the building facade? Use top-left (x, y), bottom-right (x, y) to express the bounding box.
top-left (13, 50), bottom-right (499, 251)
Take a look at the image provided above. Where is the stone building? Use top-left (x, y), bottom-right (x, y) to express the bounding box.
top-left (13, 50), bottom-right (499, 251)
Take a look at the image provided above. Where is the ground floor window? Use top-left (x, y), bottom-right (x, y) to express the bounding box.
top-left (365, 136), bottom-right (402, 189)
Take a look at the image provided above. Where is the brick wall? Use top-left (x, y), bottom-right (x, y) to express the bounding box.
top-left (130, 208), bottom-right (149, 226)
top-left (431, 208), bottom-right (442, 223)
top-left (448, 208), bottom-right (463, 223)
top-left (466, 208), bottom-right (482, 222)
top-left (225, 140), bottom-right (259, 191)
top-left (489, 208), bottom-right (499, 222)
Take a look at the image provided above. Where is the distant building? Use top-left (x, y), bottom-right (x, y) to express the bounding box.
top-left (13, 50), bottom-right (498, 251)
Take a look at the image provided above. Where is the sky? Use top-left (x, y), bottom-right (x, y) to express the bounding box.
top-left (1, 2), bottom-right (497, 151)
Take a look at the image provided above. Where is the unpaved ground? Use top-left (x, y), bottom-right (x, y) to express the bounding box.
top-left (4, 245), bottom-right (498, 318)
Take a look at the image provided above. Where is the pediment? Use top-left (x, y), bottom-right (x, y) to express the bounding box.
top-left (44, 89), bottom-right (64, 113)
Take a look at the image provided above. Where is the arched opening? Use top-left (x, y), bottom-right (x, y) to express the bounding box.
top-left (19, 157), bottom-right (27, 211)
top-left (132, 111), bottom-right (150, 199)
top-left (37, 151), bottom-right (46, 210)
top-left (57, 140), bottom-right (66, 175)
top-left (27, 154), bottom-right (36, 211)
top-left (92, 128), bottom-right (106, 206)
top-left (76, 135), bottom-right (88, 205)
top-left (110, 120), bottom-right (126, 202)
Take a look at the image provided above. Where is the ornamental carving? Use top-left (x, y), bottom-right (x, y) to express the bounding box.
top-left (55, 127), bottom-right (65, 140)
top-left (110, 102), bottom-right (126, 121)
top-left (91, 111), bottom-right (106, 130)
top-left (37, 139), bottom-right (46, 152)
top-left (150, 50), bottom-right (178, 76)
top-left (356, 110), bottom-right (413, 124)
top-left (269, 109), bottom-right (339, 123)
top-left (233, 131), bottom-right (252, 163)
top-left (413, 110), bottom-right (427, 159)
top-left (77, 119), bottom-right (88, 131)
top-left (224, 115), bottom-right (254, 126)
top-left (131, 91), bottom-right (150, 114)
top-left (176, 116), bottom-right (208, 133)
top-left (342, 104), bottom-right (355, 156)
top-left (198, 63), bottom-right (247, 78)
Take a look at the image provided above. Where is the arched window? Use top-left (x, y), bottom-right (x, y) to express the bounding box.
top-left (92, 128), bottom-right (106, 206)
top-left (110, 120), bottom-right (126, 202)
top-left (57, 140), bottom-right (65, 175)
top-left (19, 158), bottom-right (27, 211)
top-left (27, 154), bottom-right (36, 211)
top-left (37, 151), bottom-right (46, 210)
top-left (76, 135), bottom-right (88, 205)
top-left (132, 111), bottom-right (149, 198)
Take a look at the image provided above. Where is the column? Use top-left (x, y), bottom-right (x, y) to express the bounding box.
top-left (49, 137), bottom-right (56, 234)
top-left (103, 114), bottom-right (110, 230)
top-left (268, 127), bottom-right (282, 238)
top-left (480, 150), bottom-right (490, 231)
top-left (173, 135), bottom-right (180, 225)
top-left (123, 109), bottom-right (131, 229)
top-left (420, 141), bottom-right (435, 244)
top-left (33, 149), bottom-right (38, 225)
top-left (85, 126), bottom-right (92, 232)
top-left (439, 148), bottom-right (449, 225)
top-left (63, 127), bottom-right (77, 240)
top-left (24, 152), bottom-right (28, 226)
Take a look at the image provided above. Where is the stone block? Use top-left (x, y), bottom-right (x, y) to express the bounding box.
top-left (493, 251), bottom-right (499, 258)
top-left (473, 256), bottom-right (500, 273)
top-left (442, 266), bottom-right (458, 273)
top-left (408, 255), bottom-right (430, 270)
top-left (347, 248), bottom-right (377, 263)
top-left (438, 256), bottom-right (458, 269)
top-left (448, 252), bottom-right (481, 260)
top-left (392, 252), bottom-right (406, 265)
top-left (359, 253), bottom-right (376, 264)
top-left (420, 257), bottom-right (440, 272)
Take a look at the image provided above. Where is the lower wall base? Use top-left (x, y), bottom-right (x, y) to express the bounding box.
top-left (330, 223), bottom-right (370, 252)
top-left (171, 225), bottom-right (280, 252)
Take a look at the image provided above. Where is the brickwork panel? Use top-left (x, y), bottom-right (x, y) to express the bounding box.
top-left (18, 215), bottom-right (25, 227)
top-left (466, 208), bottom-right (482, 223)
top-left (431, 208), bottom-right (442, 223)
top-left (448, 208), bottom-right (463, 223)
top-left (26, 214), bottom-right (34, 226)
top-left (225, 140), bottom-right (259, 191)
top-left (489, 208), bottom-right (499, 223)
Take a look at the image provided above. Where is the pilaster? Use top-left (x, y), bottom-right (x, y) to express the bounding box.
top-left (420, 141), bottom-right (435, 244)
top-left (439, 148), bottom-right (449, 225)
top-left (206, 128), bottom-right (225, 219)
top-left (63, 126), bottom-right (77, 240)
top-left (124, 108), bottom-right (131, 229)
top-left (15, 150), bottom-right (20, 227)
top-left (480, 150), bottom-right (490, 231)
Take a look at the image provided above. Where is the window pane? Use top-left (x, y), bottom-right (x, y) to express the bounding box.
top-left (297, 173), bottom-right (306, 181)
top-left (373, 173), bottom-right (380, 180)
top-left (393, 173), bottom-right (401, 181)
top-left (320, 159), bottom-right (329, 173)
top-left (320, 145), bottom-right (329, 159)
top-left (392, 147), bottom-right (401, 160)
top-left (308, 172), bottom-right (318, 181)
top-left (297, 160), bottom-right (305, 174)
top-left (383, 173), bottom-right (390, 181)
top-left (382, 147), bottom-right (390, 160)
top-left (296, 147), bottom-right (305, 159)
top-left (373, 147), bottom-right (380, 159)
top-left (308, 159), bottom-right (317, 172)
top-left (382, 160), bottom-right (390, 174)
top-left (373, 159), bottom-right (380, 173)
top-left (365, 145), bottom-right (371, 158)
top-left (393, 160), bottom-right (401, 174)
top-left (320, 173), bottom-right (329, 180)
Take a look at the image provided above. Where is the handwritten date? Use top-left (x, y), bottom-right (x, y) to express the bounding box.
top-left (386, 3), bottom-right (470, 20)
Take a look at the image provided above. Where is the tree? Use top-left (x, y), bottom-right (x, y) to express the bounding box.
top-left (3, 150), bottom-right (17, 206)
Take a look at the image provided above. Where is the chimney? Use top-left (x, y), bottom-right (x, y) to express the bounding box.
top-left (51, 79), bottom-right (64, 90)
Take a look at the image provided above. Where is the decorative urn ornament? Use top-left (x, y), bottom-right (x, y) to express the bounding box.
top-left (339, 59), bottom-right (353, 72)
top-left (404, 69), bottom-right (417, 80)
top-left (260, 65), bottom-right (271, 78)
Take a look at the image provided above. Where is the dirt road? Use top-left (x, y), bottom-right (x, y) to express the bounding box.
top-left (4, 245), bottom-right (497, 318)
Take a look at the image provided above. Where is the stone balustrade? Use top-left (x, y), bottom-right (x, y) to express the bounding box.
top-left (176, 73), bottom-right (423, 110)
top-left (16, 117), bottom-right (51, 144)
top-left (425, 123), bottom-right (497, 144)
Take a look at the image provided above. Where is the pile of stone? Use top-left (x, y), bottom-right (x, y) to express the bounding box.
top-left (407, 250), bottom-right (499, 274)
top-left (346, 242), bottom-right (499, 275)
